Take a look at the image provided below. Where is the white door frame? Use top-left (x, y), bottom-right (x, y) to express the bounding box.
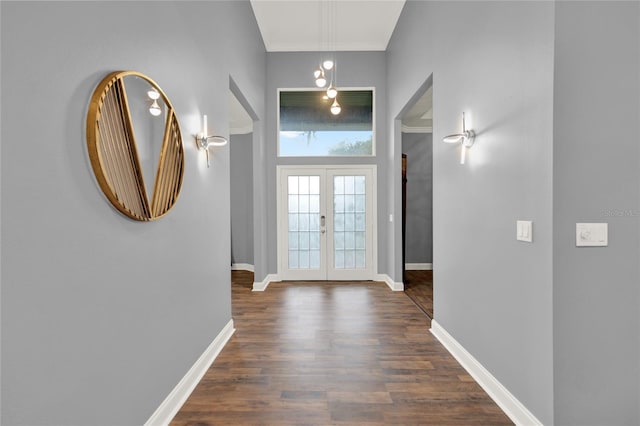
top-left (277, 164), bottom-right (377, 281)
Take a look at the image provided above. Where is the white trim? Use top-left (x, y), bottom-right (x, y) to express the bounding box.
top-left (231, 263), bottom-right (254, 272)
top-left (375, 273), bottom-right (404, 292)
top-left (405, 262), bottom-right (432, 270)
top-left (430, 320), bottom-right (543, 426)
top-left (401, 124), bottom-right (433, 134)
top-left (252, 273), bottom-right (279, 292)
top-left (145, 320), bottom-right (235, 426)
top-left (265, 41), bottom-right (392, 53)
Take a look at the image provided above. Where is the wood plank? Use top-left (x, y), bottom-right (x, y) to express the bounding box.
top-left (404, 269), bottom-right (434, 317)
top-left (170, 271), bottom-right (512, 425)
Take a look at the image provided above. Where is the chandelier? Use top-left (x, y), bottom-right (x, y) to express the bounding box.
top-left (313, 0), bottom-right (340, 115)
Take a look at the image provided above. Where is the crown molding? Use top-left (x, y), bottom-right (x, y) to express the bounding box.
top-left (401, 124), bottom-right (433, 134)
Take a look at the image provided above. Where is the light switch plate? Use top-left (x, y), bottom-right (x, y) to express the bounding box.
top-left (576, 223), bottom-right (608, 247)
top-left (517, 220), bottom-right (533, 242)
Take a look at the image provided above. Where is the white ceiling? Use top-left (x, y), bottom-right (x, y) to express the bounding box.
top-left (250, 0), bottom-right (406, 52)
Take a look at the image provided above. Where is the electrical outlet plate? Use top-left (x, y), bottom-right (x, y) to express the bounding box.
top-left (576, 223), bottom-right (608, 247)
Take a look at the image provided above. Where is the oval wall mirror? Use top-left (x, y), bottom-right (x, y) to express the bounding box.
top-left (86, 71), bottom-right (184, 221)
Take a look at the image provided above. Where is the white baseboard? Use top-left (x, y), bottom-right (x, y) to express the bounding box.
top-left (430, 320), bottom-right (542, 426)
top-left (252, 273), bottom-right (279, 291)
top-left (405, 262), bottom-right (432, 270)
top-left (253, 274), bottom-right (402, 292)
top-left (145, 320), bottom-right (235, 426)
top-left (375, 273), bottom-right (404, 291)
top-left (231, 263), bottom-right (254, 272)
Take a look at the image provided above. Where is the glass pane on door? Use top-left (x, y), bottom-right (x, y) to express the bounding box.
top-left (279, 166), bottom-right (374, 281)
top-left (288, 175), bottom-right (321, 269)
top-left (333, 175), bottom-right (367, 270)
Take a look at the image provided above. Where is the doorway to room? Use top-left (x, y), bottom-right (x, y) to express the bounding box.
top-left (398, 78), bottom-right (433, 318)
top-left (229, 83), bottom-right (257, 274)
top-left (277, 165), bottom-right (377, 281)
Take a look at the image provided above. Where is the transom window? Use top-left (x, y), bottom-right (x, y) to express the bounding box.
top-left (278, 89), bottom-right (374, 157)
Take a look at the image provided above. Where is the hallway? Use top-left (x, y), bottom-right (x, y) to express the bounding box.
top-left (404, 270), bottom-right (434, 318)
top-left (171, 271), bottom-right (511, 425)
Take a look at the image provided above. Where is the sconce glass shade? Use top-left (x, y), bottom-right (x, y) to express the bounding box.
top-left (147, 89), bottom-right (160, 100)
top-left (323, 59), bottom-right (334, 70)
top-left (443, 131), bottom-right (474, 147)
top-left (205, 136), bottom-right (228, 147)
top-left (327, 84), bottom-right (338, 99)
top-left (313, 66), bottom-right (323, 79)
top-left (443, 133), bottom-right (465, 143)
top-left (330, 98), bottom-right (341, 115)
top-left (460, 145), bottom-right (467, 165)
top-left (149, 100), bottom-right (162, 116)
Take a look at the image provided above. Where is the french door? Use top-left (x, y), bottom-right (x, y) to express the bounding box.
top-left (278, 166), bottom-right (376, 281)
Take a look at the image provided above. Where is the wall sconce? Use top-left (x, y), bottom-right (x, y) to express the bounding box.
top-left (443, 112), bottom-right (475, 164)
top-left (195, 115), bottom-right (228, 168)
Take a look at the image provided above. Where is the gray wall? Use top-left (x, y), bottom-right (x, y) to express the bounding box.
top-left (0, 2), bottom-right (265, 425)
top-left (553, 2), bottom-right (640, 425)
top-left (402, 132), bottom-right (433, 264)
top-left (230, 132), bottom-right (254, 265)
top-left (387, 2), bottom-right (555, 424)
top-left (265, 51), bottom-right (388, 276)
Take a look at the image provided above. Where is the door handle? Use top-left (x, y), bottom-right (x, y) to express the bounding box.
top-left (320, 215), bottom-right (326, 234)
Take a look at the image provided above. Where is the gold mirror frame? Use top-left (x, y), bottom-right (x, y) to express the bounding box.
top-left (87, 71), bottom-right (184, 221)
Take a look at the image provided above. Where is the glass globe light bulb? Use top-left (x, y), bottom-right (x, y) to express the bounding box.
top-left (327, 84), bottom-right (338, 99)
top-left (323, 59), bottom-right (334, 70)
top-left (147, 89), bottom-right (160, 100)
top-left (149, 100), bottom-right (162, 116)
top-left (330, 99), bottom-right (341, 115)
top-left (315, 75), bottom-right (327, 88)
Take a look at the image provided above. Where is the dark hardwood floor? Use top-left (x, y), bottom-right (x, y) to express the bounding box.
top-left (171, 271), bottom-right (512, 425)
top-left (403, 269), bottom-right (433, 318)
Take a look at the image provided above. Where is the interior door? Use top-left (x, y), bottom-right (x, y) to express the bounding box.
top-left (278, 166), bottom-right (376, 281)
